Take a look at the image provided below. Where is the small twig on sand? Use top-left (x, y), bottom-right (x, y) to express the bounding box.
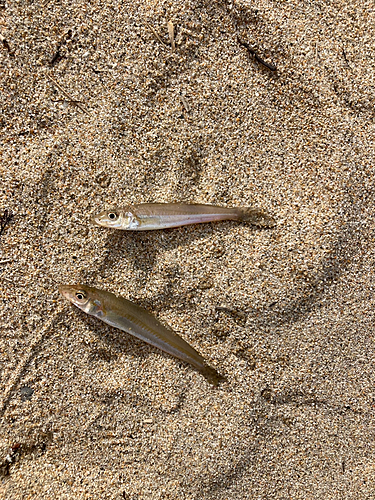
top-left (46, 74), bottom-right (89, 114)
top-left (51, 99), bottom-right (86, 110)
top-left (168, 21), bottom-right (175, 52)
top-left (144, 21), bottom-right (168, 47)
top-left (237, 37), bottom-right (277, 72)
top-left (180, 94), bottom-right (191, 113)
top-left (49, 29), bottom-right (73, 66)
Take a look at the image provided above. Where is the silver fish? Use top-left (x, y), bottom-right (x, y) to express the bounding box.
top-left (59, 284), bottom-right (225, 385)
top-left (91, 203), bottom-right (276, 230)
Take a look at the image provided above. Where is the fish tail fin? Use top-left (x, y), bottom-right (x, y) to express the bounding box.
top-left (200, 364), bottom-right (227, 386)
top-left (237, 207), bottom-right (276, 228)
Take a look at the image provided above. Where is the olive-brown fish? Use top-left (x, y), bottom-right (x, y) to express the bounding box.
top-left (91, 203), bottom-right (276, 230)
top-left (59, 284), bottom-right (225, 385)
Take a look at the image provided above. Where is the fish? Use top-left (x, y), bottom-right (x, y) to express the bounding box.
top-left (59, 284), bottom-right (225, 386)
top-left (91, 203), bottom-right (276, 230)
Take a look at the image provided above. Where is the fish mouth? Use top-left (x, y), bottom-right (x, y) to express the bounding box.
top-left (90, 214), bottom-right (103, 227)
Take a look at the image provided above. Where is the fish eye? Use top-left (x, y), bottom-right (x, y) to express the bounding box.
top-left (108, 212), bottom-right (118, 220)
top-left (75, 291), bottom-right (86, 300)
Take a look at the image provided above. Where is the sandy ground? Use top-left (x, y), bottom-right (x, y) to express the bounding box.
top-left (1, 0), bottom-right (375, 498)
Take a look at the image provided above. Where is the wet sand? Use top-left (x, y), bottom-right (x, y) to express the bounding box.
top-left (1, 0), bottom-right (375, 498)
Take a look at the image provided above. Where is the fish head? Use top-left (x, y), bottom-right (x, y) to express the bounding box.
top-left (59, 284), bottom-right (106, 317)
top-left (91, 209), bottom-right (124, 228)
top-left (91, 209), bottom-right (139, 229)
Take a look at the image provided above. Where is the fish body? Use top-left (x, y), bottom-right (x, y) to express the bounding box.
top-left (91, 203), bottom-right (275, 230)
top-left (59, 284), bottom-right (224, 385)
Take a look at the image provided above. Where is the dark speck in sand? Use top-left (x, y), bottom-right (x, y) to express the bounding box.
top-left (0, 209), bottom-right (14, 239)
top-left (20, 386), bottom-right (34, 401)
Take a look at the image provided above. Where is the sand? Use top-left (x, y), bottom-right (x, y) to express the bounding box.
top-left (1, 0), bottom-right (375, 498)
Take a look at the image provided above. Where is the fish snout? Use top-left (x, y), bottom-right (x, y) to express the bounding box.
top-left (58, 285), bottom-right (74, 300)
top-left (90, 213), bottom-right (102, 226)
